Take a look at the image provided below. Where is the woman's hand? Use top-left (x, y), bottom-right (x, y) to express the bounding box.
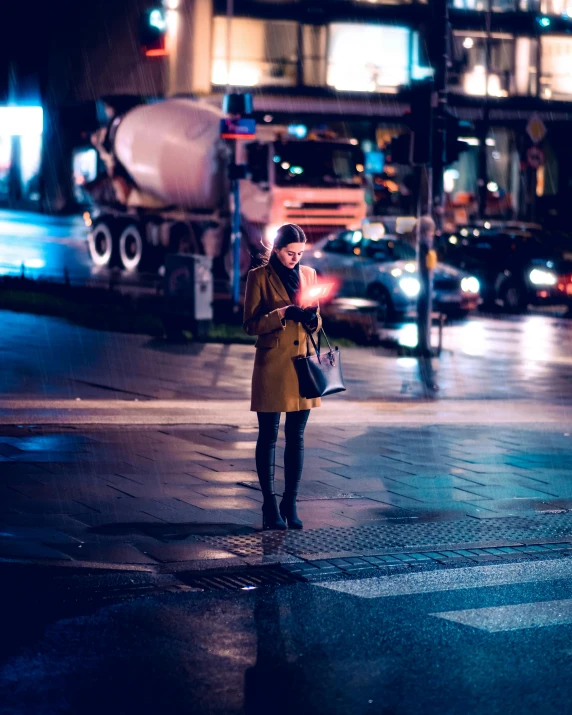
top-left (283, 305), bottom-right (307, 323)
top-left (302, 307), bottom-right (318, 330)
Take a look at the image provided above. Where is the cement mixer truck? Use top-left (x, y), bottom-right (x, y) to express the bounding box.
top-left (85, 97), bottom-right (367, 277)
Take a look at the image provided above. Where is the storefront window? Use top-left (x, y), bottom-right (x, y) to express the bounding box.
top-left (540, 36), bottom-right (572, 99)
top-left (212, 17), bottom-right (298, 87)
top-left (487, 128), bottom-right (518, 215)
top-left (515, 37), bottom-right (538, 96)
top-left (450, 0), bottom-right (572, 11)
top-left (540, 0), bottom-right (572, 15)
top-left (450, 32), bottom-right (515, 97)
top-left (327, 23), bottom-right (432, 93)
top-left (0, 106), bottom-right (43, 206)
top-left (302, 25), bottom-right (327, 88)
top-left (444, 130), bottom-right (518, 219)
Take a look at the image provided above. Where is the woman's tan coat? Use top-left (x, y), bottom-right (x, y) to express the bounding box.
top-left (243, 262), bottom-right (322, 413)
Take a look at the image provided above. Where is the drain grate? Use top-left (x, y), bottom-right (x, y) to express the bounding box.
top-left (177, 565), bottom-right (305, 591)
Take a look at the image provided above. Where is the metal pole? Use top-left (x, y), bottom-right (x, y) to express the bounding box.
top-left (226, 0), bottom-right (233, 90)
top-left (432, 0), bottom-right (449, 232)
top-left (231, 161), bottom-right (241, 308)
top-left (478, 0), bottom-right (492, 218)
top-left (226, 0), bottom-right (241, 309)
top-left (416, 168), bottom-right (433, 358)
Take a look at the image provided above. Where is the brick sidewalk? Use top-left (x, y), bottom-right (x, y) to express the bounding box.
top-left (1, 310), bottom-right (572, 569)
top-left (1, 422), bottom-right (572, 568)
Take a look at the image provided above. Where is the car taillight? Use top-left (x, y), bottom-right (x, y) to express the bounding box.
top-left (557, 275), bottom-right (572, 295)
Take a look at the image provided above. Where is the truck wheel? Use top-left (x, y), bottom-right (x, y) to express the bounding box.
top-left (88, 220), bottom-right (117, 268)
top-left (119, 224), bottom-right (144, 272)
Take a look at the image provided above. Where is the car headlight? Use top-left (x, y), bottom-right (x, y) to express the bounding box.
top-left (399, 277), bottom-right (420, 297)
top-left (264, 224), bottom-right (280, 245)
top-left (461, 276), bottom-right (480, 294)
top-left (529, 268), bottom-right (557, 286)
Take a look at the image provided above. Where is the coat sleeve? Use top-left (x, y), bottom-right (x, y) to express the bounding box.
top-left (243, 270), bottom-right (286, 337)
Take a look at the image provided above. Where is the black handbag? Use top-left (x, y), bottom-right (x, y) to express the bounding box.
top-left (294, 329), bottom-right (346, 399)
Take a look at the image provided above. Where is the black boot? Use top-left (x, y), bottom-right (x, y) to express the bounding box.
top-left (256, 413), bottom-right (286, 531)
top-left (279, 492), bottom-right (303, 529)
top-left (262, 496), bottom-right (287, 531)
top-left (280, 410), bottom-right (310, 530)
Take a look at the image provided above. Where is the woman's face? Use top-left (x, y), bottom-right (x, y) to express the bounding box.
top-left (274, 242), bottom-right (305, 269)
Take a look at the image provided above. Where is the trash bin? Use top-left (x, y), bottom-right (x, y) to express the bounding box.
top-left (163, 254), bottom-right (213, 340)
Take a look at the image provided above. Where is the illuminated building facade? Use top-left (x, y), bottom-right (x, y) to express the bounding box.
top-left (1, 0), bottom-right (572, 225)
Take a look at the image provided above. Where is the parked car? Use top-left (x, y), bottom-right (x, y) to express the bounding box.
top-left (441, 227), bottom-right (572, 312)
top-left (304, 227), bottom-right (481, 322)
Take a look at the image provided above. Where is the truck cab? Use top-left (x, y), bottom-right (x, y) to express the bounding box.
top-left (238, 134), bottom-right (367, 248)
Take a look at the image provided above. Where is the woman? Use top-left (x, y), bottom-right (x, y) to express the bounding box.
top-left (243, 224), bottom-right (321, 531)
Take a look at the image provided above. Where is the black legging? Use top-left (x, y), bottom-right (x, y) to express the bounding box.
top-left (256, 410), bottom-right (310, 501)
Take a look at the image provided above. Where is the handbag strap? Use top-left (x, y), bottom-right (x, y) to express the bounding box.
top-left (304, 327), bottom-right (333, 363)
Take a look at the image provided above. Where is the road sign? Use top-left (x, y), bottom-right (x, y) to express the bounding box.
top-left (220, 117), bottom-right (256, 140)
top-left (527, 145), bottom-right (545, 169)
top-left (526, 114), bottom-right (547, 144)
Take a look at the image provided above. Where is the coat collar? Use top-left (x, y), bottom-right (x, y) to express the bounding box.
top-left (266, 262), bottom-right (311, 305)
top-left (266, 262), bottom-right (291, 304)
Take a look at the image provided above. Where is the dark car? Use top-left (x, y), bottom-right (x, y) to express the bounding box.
top-left (441, 227), bottom-right (572, 312)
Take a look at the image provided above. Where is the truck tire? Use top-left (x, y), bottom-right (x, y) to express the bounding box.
top-left (88, 219), bottom-right (117, 268)
top-left (119, 224), bottom-right (144, 272)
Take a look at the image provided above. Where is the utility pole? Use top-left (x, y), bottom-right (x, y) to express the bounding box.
top-left (477, 0), bottom-right (492, 218)
top-left (411, 0), bottom-right (449, 360)
top-left (431, 0), bottom-right (450, 232)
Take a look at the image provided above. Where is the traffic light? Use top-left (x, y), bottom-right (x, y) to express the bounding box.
top-left (409, 81), bottom-right (434, 166)
top-left (444, 114), bottom-right (472, 166)
top-left (385, 133), bottom-right (411, 165)
top-left (140, 7), bottom-right (168, 57)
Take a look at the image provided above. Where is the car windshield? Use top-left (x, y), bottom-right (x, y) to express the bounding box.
top-left (273, 141), bottom-right (364, 188)
top-left (362, 238), bottom-right (416, 261)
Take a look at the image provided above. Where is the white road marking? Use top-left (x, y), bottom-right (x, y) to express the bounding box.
top-left (314, 560), bottom-right (572, 599)
top-left (0, 399), bottom-right (568, 426)
top-left (432, 599), bottom-right (572, 632)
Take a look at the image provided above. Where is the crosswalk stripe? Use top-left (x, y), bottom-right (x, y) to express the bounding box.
top-left (432, 599), bottom-right (572, 632)
top-left (314, 559), bottom-right (572, 599)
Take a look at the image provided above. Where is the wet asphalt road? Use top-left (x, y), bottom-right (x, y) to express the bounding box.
top-left (0, 210), bottom-right (92, 283)
top-left (0, 210), bottom-right (157, 291)
top-left (2, 557), bottom-right (572, 715)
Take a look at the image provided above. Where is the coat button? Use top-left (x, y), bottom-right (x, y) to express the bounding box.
top-left (294, 340), bottom-right (299, 346)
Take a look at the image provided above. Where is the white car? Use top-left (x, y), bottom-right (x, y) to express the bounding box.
top-left (304, 227), bottom-right (481, 322)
